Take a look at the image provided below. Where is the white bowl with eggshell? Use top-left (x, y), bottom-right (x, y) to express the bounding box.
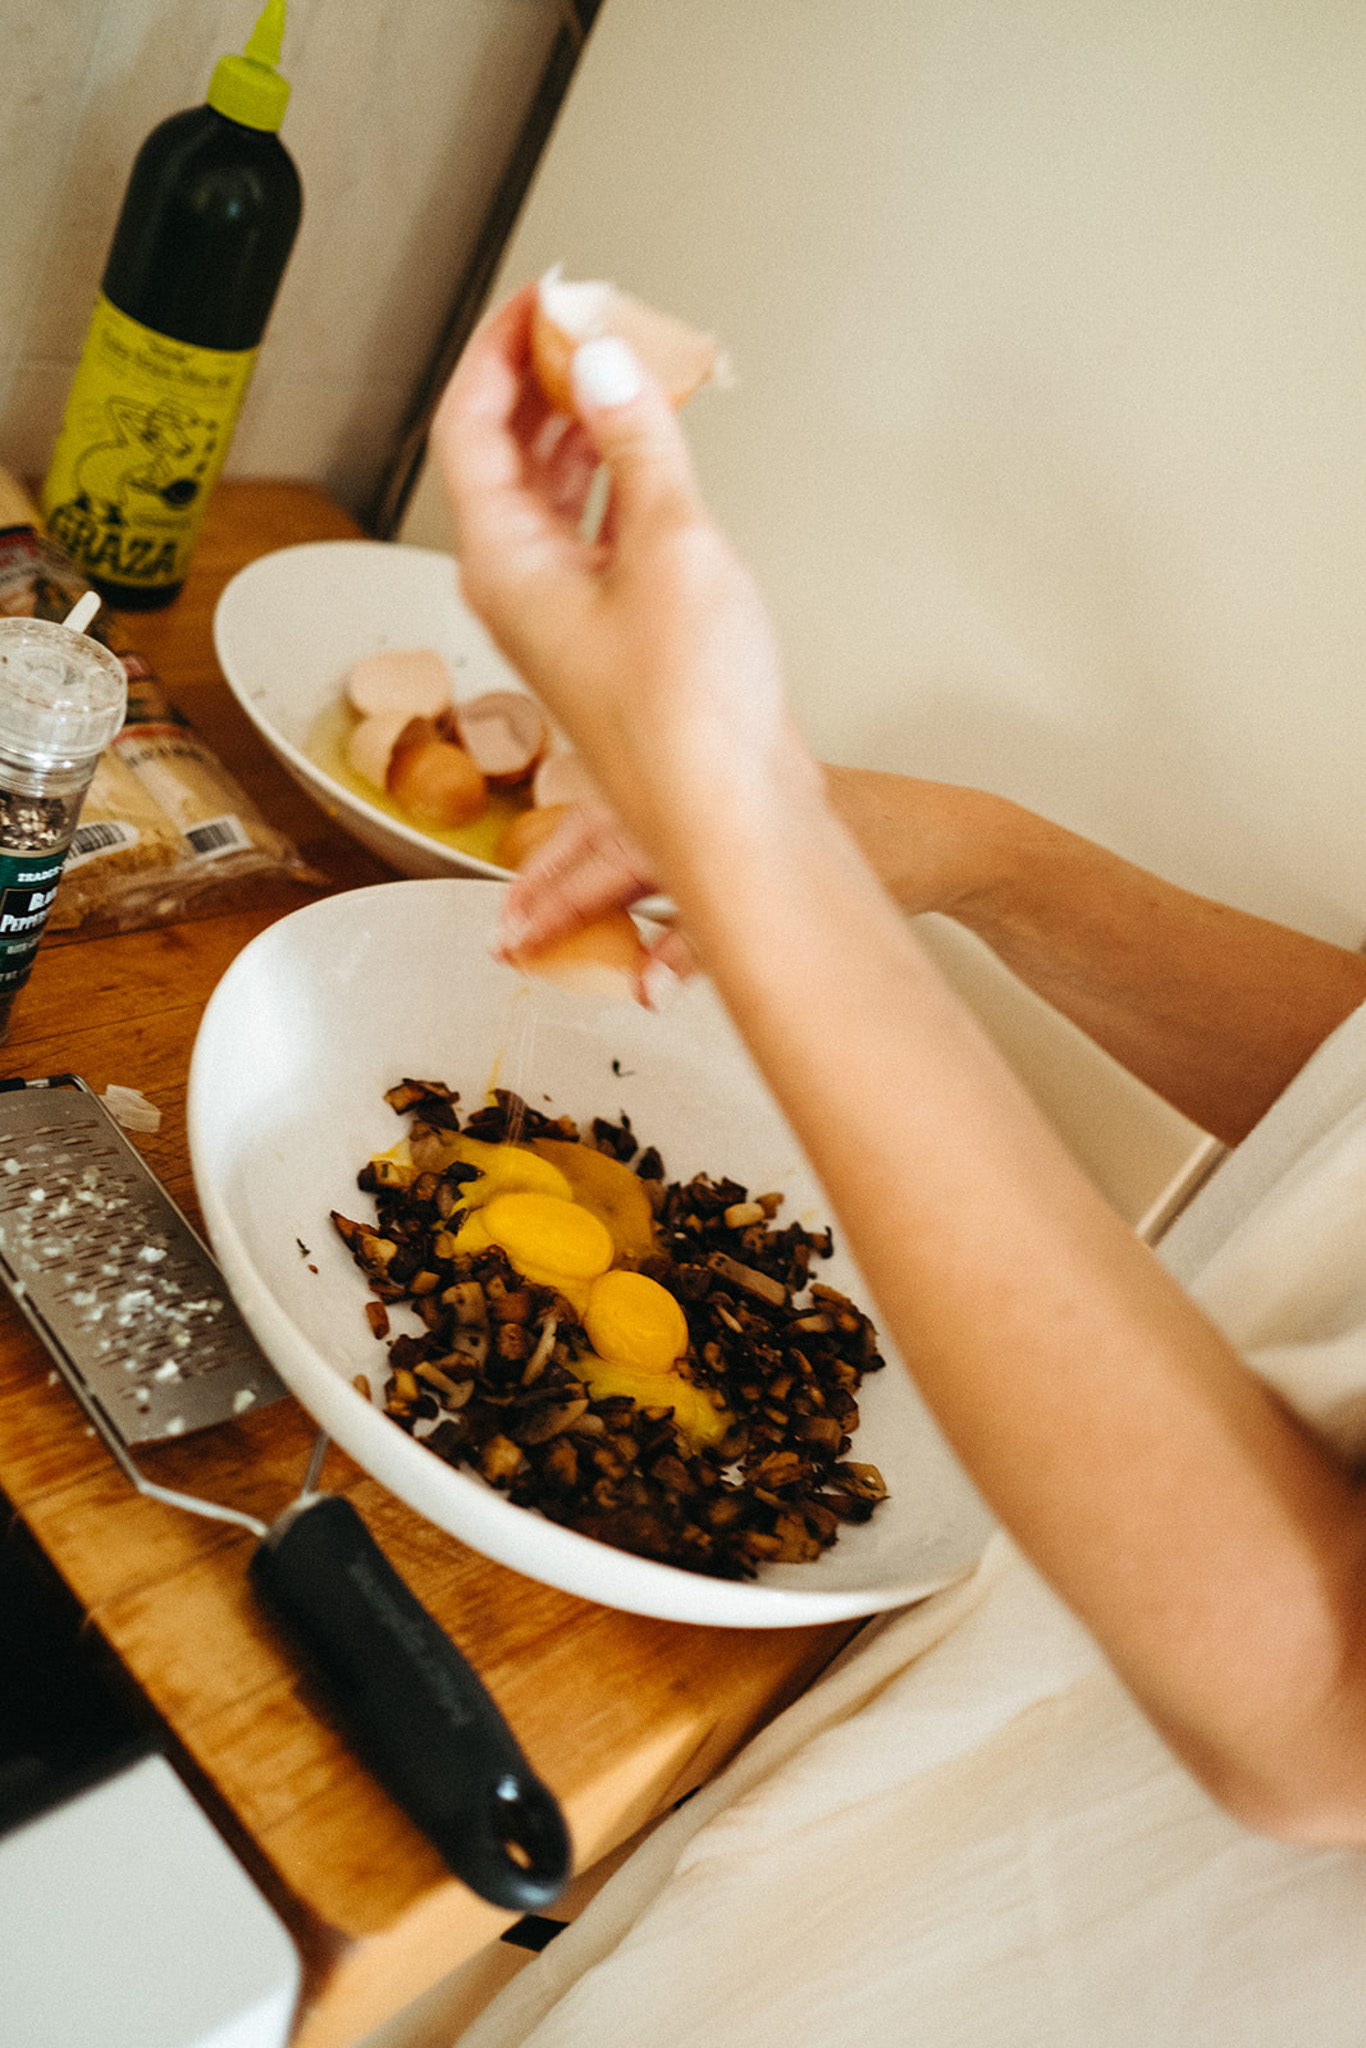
top-left (213, 538), bottom-right (600, 882)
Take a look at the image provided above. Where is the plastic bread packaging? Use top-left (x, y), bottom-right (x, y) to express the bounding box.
top-left (0, 466), bottom-right (326, 932)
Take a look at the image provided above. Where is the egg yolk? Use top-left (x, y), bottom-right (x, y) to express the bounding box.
top-left (584, 1269), bottom-right (687, 1376)
top-left (378, 1131), bottom-right (657, 1249)
top-left (397, 1140), bottom-right (731, 1447)
top-left (574, 1354), bottom-right (732, 1447)
top-left (455, 1189), bottom-right (614, 1310)
top-left (529, 1138), bottom-right (656, 1260)
top-left (579, 1273), bottom-right (730, 1446)
top-left (455, 1140), bottom-right (575, 1209)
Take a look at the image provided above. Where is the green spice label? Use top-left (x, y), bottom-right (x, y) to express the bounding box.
top-left (0, 850), bottom-right (68, 993)
top-left (42, 295), bottom-right (259, 593)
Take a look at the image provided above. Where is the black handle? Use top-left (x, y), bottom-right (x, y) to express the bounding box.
top-left (249, 1493), bottom-right (570, 1909)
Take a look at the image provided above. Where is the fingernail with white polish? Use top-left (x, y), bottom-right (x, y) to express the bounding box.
top-left (641, 956), bottom-right (683, 1013)
top-left (572, 334), bottom-right (643, 410)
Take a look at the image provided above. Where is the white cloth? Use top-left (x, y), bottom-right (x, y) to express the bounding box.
top-left (459, 1004), bottom-right (1366, 2048)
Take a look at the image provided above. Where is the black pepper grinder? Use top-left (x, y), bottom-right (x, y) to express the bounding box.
top-left (0, 611), bottom-right (127, 1036)
top-left (41, 0), bottom-right (303, 610)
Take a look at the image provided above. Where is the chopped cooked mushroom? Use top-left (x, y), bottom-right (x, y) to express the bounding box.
top-left (331, 1080), bottom-right (889, 1579)
top-left (704, 1252), bottom-right (788, 1308)
top-left (415, 1360), bottom-right (474, 1405)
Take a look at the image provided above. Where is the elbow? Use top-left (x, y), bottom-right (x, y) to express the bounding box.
top-left (1165, 1529), bottom-right (1366, 1848)
top-left (1204, 1771), bottom-right (1366, 1849)
top-left (1175, 1693), bottom-right (1366, 1849)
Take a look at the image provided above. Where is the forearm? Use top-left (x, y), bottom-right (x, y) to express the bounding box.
top-left (825, 767), bottom-right (1366, 1143)
top-left (662, 771), bottom-right (1366, 1839)
top-left (437, 291), bottom-right (1366, 1839)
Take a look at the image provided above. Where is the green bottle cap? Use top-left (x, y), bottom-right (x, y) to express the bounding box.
top-left (206, 0), bottom-right (291, 133)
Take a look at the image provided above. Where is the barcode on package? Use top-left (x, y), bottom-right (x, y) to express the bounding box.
top-left (65, 819), bottom-right (141, 870)
top-left (185, 814), bottom-right (251, 860)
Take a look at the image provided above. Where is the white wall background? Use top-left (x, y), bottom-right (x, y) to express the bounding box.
top-left (406, 0), bottom-right (1366, 951)
top-left (400, 0), bottom-right (1366, 1223)
top-left (0, 0), bottom-right (566, 516)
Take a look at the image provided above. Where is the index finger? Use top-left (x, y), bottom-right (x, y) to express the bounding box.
top-left (496, 804), bottom-right (660, 956)
top-left (431, 285), bottom-right (541, 558)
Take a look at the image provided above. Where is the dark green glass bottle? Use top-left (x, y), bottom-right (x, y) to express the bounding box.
top-left (42, 1), bottom-right (303, 610)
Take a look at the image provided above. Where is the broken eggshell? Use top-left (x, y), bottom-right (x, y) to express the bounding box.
top-left (449, 690), bottom-right (547, 787)
top-left (386, 718), bottom-right (488, 829)
top-left (530, 748), bottom-right (603, 812)
top-left (346, 708), bottom-right (414, 791)
top-left (503, 912), bottom-right (657, 1004)
top-left (496, 800), bottom-right (573, 872)
top-left (531, 267), bottom-right (728, 415)
top-left (345, 646), bottom-right (454, 721)
top-left (496, 799), bottom-right (656, 1003)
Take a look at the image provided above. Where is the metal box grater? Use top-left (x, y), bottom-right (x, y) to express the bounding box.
top-left (0, 1076), bottom-right (286, 1446)
top-left (0, 1076), bottom-right (571, 1908)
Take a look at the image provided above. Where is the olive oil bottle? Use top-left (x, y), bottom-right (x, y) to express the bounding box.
top-left (42, 0), bottom-right (302, 609)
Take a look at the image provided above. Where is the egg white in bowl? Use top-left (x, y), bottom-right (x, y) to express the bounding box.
top-left (187, 879), bottom-right (994, 1627)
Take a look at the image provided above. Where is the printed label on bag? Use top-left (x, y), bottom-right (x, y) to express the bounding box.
top-left (65, 818), bottom-right (142, 870)
top-left (182, 813), bottom-right (252, 861)
top-left (42, 295), bottom-right (258, 592)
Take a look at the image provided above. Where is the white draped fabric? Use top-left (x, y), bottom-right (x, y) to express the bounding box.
top-left (457, 1004), bottom-right (1366, 2048)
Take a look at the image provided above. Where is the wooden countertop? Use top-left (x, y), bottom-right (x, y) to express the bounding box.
top-left (0, 482), bottom-right (860, 2048)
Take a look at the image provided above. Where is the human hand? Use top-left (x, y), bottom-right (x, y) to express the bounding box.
top-left (432, 286), bottom-right (809, 870)
top-left (494, 798), bottom-right (697, 990)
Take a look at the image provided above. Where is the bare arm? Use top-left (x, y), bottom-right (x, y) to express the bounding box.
top-left (825, 766), bottom-right (1366, 1144)
top-left (496, 761), bottom-right (1366, 1149)
top-left (435, 294), bottom-right (1366, 1842)
top-left (672, 756), bottom-right (1366, 1842)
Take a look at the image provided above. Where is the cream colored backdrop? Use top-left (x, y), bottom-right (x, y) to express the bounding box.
top-left (402, 0), bottom-right (1366, 1224)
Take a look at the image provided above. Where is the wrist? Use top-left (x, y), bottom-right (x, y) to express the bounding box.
top-left (608, 705), bottom-right (823, 877)
top-left (655, 739), bottom-right (887, 964)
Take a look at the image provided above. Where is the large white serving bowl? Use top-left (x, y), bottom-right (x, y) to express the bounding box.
top-left (187, 879), bottom-right (994, 1628)
top-left (212, 539), bottom-right (536, 881)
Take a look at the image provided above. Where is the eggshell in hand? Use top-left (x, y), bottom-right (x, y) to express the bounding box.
top-left (496, 802), bottom-right (573, 872)
top-left (497, 801), bottom-right (652, 1001)
top-left (531, 267), bottom-right (728, 415)
top-left (505, 910), bottom-right (651, 1003)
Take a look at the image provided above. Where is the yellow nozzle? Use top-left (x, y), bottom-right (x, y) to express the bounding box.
top-left (207, 0), bottom-right (291, 133)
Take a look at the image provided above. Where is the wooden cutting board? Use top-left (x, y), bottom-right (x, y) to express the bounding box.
top-left (0, 480), bottom-right (861, 2048)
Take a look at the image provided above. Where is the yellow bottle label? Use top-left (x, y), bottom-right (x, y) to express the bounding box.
top-left (41, 295), bottom-right (259, 593)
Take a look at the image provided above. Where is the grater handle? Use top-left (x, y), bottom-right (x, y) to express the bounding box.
top-left (249, 1493), bottom-right (570, 1909)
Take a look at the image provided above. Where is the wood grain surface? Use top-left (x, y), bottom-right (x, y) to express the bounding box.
top-left (0, 482), bottom-right (860, 2048)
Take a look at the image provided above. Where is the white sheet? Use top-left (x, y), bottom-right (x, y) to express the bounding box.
top-left (458, 1002), bottom-right (1366, 2047)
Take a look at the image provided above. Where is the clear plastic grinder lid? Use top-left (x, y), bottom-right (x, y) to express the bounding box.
top-left (0, 618), bottom-right (127, 767)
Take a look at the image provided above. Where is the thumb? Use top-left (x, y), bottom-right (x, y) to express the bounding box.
top-left (570, 335), bottom-right (701, 528)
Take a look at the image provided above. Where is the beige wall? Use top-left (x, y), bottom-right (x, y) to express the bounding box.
top-left (402, 0), bottom-right (1366, 1226)
top-left (1, 0), bottom-right (563, 516)
top-left (405, 0), bottom-right (1366, 947)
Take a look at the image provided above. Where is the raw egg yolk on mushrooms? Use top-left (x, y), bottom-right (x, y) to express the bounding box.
top-left (453, 1189), bottom-right (613, 1304)
top-left (375, 1132), bottom-right (730, 1446)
